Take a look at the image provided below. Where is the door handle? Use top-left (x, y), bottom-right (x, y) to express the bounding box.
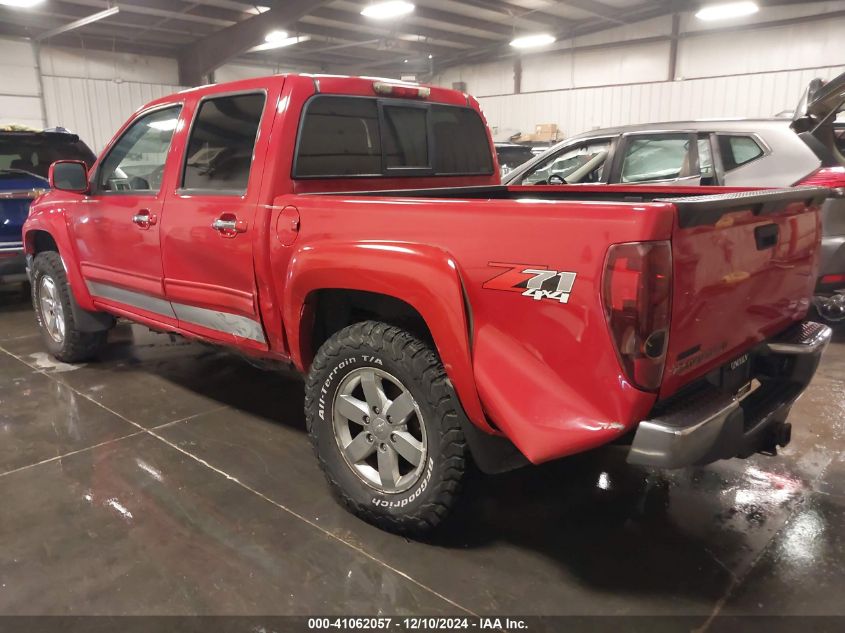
top-left (132, 210), bottom-right (157, 229)
top-left (212, 214), bottom-right (247, 237)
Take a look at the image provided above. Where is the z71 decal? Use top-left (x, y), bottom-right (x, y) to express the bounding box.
top-left (483, 262), bottom-right (577, 303)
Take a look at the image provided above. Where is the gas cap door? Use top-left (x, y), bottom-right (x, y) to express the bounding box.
top-left (275, 206), bottom-right (300, 246)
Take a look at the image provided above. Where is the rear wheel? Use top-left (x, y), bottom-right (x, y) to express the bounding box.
top-left (305, 321), bottom-right (468, 535)
top-left (31, 251), bottom-right (107, 362)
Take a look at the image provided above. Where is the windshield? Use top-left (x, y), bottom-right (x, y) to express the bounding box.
top-left (0, 134), bottom-right (96, 179)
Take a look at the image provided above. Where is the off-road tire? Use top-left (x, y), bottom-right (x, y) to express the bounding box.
top-left (31, 251), bottom-right (107, 362)
top-left (305, 321), bottom-right (467, 535)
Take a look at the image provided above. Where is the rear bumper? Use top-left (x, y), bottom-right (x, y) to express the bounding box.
top-left (0, 242), bottom-right (26, 284)
top-left (628, 321), bottom-right (831, 468)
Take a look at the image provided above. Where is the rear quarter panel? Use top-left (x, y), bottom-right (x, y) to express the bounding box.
top-left (272, 193), bottom-right (676, 463)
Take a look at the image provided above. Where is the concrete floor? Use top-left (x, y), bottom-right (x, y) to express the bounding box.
top-left (0, 285), bottom-right (843, 622)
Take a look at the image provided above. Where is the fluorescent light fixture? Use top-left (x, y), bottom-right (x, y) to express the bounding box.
top-left (246, 4), bottom-right (270, 15)
top-left (361, 1), bottom-right (415, 19)
top-left (0, 0), bottom-right (45, 7)
top-left (509, 33), bottom-right (556, 49)
top-left (264, 30), bottom-right (288, 43)
top-left (250, 35), bottom-right (310, 53)
top-left (695, 1), bottom-right (759, 21)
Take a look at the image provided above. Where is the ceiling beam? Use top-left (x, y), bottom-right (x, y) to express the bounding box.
top-left (176, 0), bottom-right (331, 85)
top-left (453, 0), bottom-right (576, 32)
top-left (292, 21), bottom-right (458, 58)
top-left (309, 7), bottom-right (490, 48)
top-left (553, 0), bottom-right (627, 25)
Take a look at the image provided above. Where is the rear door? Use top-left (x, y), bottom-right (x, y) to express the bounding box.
top-left (160, 88), bottom-right (275, 349)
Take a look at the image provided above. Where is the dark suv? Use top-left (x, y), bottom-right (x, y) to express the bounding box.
top-left (0, 127), bottom-right (96, 284)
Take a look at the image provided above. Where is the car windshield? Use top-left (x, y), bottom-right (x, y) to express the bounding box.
top-left (0, 134), bottom-right (96, 180)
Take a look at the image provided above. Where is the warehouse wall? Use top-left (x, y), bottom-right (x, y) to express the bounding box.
top-left (39, 47), bottom-right (183, 151)
top-left (433, 1), bottom-right (845, 139)
top-left (0, 38), bottom-right (44, 129)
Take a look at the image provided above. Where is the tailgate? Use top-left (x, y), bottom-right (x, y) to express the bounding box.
top-left (659, 187), bottom-right (828, 398)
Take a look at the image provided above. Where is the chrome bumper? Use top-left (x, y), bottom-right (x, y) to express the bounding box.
top-left (628, 321), bottom-right (831, 468)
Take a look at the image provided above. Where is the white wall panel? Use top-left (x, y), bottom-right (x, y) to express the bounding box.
top-left (39, 46), bottom-right (179, 85)
top-left (678, 15), bottom-right (845, 79)
top-left (0, 38), bottom-right (43, 128)
top-left (42, 76), bottom-right (182, 151)
top-left (478, 65), bottom-right (845, 139)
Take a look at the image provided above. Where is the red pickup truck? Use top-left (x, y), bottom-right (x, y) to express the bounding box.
top-left (23, 74), bottom-right (832, 534)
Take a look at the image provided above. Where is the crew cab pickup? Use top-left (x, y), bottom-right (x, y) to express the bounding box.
top-left (23, 74), bottom-right (832, 534)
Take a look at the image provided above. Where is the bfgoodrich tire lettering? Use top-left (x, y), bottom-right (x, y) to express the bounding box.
top-left (31, 251), bottom-right (107, 363)
top-left (305, 321), bottom-right (467, 535)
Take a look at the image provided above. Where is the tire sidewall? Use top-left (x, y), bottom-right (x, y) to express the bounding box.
top-left (31, 255), bottom-right (69, 357)
top-left (309, 347), bottom-right (443, 518)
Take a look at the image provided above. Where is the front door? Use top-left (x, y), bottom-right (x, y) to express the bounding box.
top-left (71, 105), bottom-right (182, 320)
top-left (160, 91), bottom-right (270, 348)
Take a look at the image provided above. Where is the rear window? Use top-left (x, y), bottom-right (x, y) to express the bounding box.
top-left (0, 134), bottom-right (95, 179)
top-left (717, 135), bottom-right (765, 171)
top-left (294, 96), bottom-right (493, 178)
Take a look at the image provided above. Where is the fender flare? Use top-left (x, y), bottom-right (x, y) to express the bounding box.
top-left (24, 202), bottom-right (97, 313)
top-left (283, 240), bottom-right (491, 432)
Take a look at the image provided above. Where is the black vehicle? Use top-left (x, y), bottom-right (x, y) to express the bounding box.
top-left (0, 127), bottom-right (96, 285)
top-left (494, 142), bottom-right (536, 175)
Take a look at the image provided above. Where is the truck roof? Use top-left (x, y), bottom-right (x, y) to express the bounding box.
top-left (141, 73), bottom-right (473, 113)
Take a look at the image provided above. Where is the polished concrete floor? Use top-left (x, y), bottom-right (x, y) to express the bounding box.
top-left (1, 285), bottom-right (843, 621)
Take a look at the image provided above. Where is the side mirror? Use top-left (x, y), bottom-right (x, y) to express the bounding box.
top-left (49, 160), bottom-right (89, 193)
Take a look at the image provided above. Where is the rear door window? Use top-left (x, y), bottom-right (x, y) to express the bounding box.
top-left (620, 134), bottom-right (694, 183)
top-left (182, 93), bottom-right (265, 193)
top-left (717, 135), bottom-right (764, 171)
top-left (294, 96), bottom-right (492, 178)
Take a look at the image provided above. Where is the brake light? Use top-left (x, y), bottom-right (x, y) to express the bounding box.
top-left (820, 274), bottom-right (845, 285)
top-left (372, 81), bottom-right (431, 99)
top-left (602, 241), bottom-right (672, 392)
top-left (798, 166), bottom-right (845, 196)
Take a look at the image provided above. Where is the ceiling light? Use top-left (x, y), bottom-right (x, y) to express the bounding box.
top-left (264, 30), bottom-right (288, 43)
top-left (428, 53), bottom-right (433, 59)
top-left (250, 35), bottom-right (310, 53)
top-left (403, 58), bottom-right (409, 63)
top-left (695, 1), bottom-right (759, 21)
top-left (361, 1), bottom-right (415, 20)
top-left (0, 0), bottom-right (45, 7)
top-left (509, 33), bottom-right (556, 49)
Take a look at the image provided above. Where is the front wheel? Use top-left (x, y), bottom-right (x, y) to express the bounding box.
top-left (305, 321), bottom-right (468, 535)
top-left (31, 251), bottom-right (107, 362)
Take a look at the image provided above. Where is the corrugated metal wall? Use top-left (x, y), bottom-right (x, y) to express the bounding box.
top-left (41, 76), bottom-right (182, 151)
top-left (0, 38), bottom-right (44, 129)
top-left (478, 65), bottom-right (845, 139)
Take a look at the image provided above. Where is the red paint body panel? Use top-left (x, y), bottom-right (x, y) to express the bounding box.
top-left (22, 74), bottom-right (824, 466)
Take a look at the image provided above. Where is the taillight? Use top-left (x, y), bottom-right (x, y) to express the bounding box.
top-left (820, 273), bottom-right (845, 285)
top-left (372, 81), bottom-right (430, 99)
top-left (602, 241), bottom-right (672, 392)
top-left (798, 166), bottom-right (845, 196)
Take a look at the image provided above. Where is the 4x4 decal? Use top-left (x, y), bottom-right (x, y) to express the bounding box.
top-left (483, 262), bottom-right (577, 303)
